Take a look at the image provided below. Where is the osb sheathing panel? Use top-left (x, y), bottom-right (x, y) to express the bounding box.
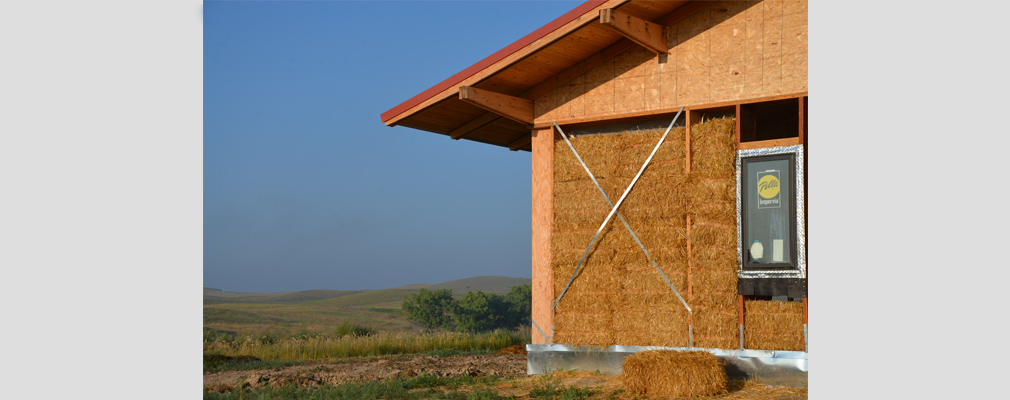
top-left (533, 0), bottom-right (807, 123)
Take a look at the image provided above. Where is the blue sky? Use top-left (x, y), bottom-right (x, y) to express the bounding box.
top-left (204, 1), bottom-right (587, 292)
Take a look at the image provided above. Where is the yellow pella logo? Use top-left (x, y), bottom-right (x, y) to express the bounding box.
top-left (758, 175), bottom-right (780, 199)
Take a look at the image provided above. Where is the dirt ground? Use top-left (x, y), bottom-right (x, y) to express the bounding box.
top-left (203, 352), bottom-right (807, 399)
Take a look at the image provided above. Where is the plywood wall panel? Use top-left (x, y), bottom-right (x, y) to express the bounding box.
top-left (678, 31), bottom-right (710, 70)
top-left (782, 13), bottom-right (807, 55)
top-left (644, 71), bottom-right (662, 110)
top-left (710, 62), bottom-right (745, 103)
top-left (679, 5), bottom-right (711, 33)
top-left (764, 0), bottom-right (784, 19)
top-left (780, 53), bottom-right (807, 93)
top-left (743, 58), bottom-right (764, 97)
top-left (744, 19), bottom-right (764, 60)
top-left (762, 55), bottom-right (782, 94)
top-left (614, 76), bottom-right (646, 113)
top-left (762, 16), bottom-right (782, 58)
top-left (585, 80), bottom-right (615, 115)
top-left (678, 67), bottom-right (710, 105)
top-left (710, 24), bottom-right (746, 66)
top-left (660, 71), bottom-right (678, 108)
top-left (783, 0), bottom-right (807, 15)
top-left (532, 0), bottom-right (806, 125)
top-left (711, 0), bottom-right (750, 26)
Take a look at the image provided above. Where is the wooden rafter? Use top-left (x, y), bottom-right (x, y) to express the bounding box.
top-left (458, 86), bottom-right (533, 125)
top-left (508, 134), bottom-right (532, 152)
top-left (599, 8), bottom-right (668, 54)
top-left (449, 112), bottom-right (500, 140)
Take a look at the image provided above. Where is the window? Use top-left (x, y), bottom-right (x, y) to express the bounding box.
top-left (736, 145), bottom-right (806, 279)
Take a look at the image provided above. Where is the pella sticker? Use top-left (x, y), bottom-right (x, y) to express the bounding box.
top-left (757, 170), bottom-right (781, 209)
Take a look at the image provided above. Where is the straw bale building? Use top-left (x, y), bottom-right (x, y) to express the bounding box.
top-left (381, 0), bottom-right (808, 353)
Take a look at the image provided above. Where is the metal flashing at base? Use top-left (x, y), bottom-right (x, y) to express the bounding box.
top-left (526, 344), bottom-right (807, 387)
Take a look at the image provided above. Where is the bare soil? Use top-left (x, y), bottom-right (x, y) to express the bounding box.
top-left (203, 353), bottom-right (807, 399)
top-left (203, 353), bottom-right (526, 392)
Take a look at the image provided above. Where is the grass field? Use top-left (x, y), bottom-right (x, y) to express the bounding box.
top-left (204, 276), bottom-right (531, 338)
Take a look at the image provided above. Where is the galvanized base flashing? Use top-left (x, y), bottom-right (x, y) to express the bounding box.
top-left (526, 344), bottom-right (807, 387)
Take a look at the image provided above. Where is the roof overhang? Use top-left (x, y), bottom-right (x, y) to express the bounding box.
top-left (380, 0), bottom-right (711, 152)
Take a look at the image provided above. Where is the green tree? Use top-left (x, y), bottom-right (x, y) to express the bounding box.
top-left (401, 288), bottom-right (455, 330)
top-left (452, 290), bottom-right (505, 332)
top-left (502, 284), bottom-right (532, 330)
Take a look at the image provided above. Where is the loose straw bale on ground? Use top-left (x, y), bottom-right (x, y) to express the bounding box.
top-left (622, 350), bottom-right (728, 397)
top-left (744, 300), bottom-right (805, 351)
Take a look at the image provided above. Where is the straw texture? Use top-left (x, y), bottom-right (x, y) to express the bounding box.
top-left (621, 350), bottom-right (728, 397)
top-left (552, 118), bottom-right (739, 348)
top-left (744, 300), bottom-right (805, 351)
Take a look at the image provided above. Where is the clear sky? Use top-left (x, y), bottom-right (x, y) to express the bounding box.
top-left (204, 1), bottom-right (587, 292)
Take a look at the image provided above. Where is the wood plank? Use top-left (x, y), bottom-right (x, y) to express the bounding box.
top-left (508, 134), bottom-right (533, 151)
top-left (798, 96), bottom-right (805, 145)
top-left (736, 137), bottom-right (801, 150)
top-left (599, 8), bottom-right (668, 54)
top-left (384, 0), bottom-right (631, 126)
top-left (685, 109), bottom-right (693, 307)
top-left (735, 104), bottom-right (742, 149)
top-left (459, 86), bottom-right (534, 125)
top-left (449, 113), bottom-right (500, 140)
top-left (531, 127), bottom-right (554, 344)
top-left (525, 39), bottom-right (635, 101)
top-left (529, 92), bottom-right (809, 129)
top-left (653, 0), bottom-right (715, 26)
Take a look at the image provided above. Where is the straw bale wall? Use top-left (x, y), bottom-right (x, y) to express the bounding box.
top-left (744, 300), bottom-right (805, 351)
top-left (552, 117), bottom-right (738, 348)
top-left (687, 116), bottom-right (739, 349)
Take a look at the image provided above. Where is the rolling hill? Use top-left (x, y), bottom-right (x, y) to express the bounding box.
top-left (203, 276), bottom-right (531, 337)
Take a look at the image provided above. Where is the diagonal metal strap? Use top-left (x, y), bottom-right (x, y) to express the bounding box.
top-left (531, 318), bottom-right (550, 343)
top-left (551, 108), bottom-right (690, 314)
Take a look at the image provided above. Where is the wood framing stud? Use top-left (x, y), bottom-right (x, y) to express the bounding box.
top-left (449, 113), bottom-right (500, 140)
top-left (459, 86), bottom-right (534, 125)
top-left (599, 8), bottom-right (668, 55)
top-left (530, 127), bottom-right (555, 344)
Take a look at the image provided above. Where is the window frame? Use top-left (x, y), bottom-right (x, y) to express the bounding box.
top-left (736, 145), bottom-right (806, 280)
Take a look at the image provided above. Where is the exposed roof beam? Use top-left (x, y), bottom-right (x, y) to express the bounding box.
top-left (449, 112), bottom-right (500, 140)
top-left (381, 0), bottom-right (631, 126)
top-left (598, 8), bottom-right (668, 54)
top-left (458, 86), bottom-right (534, 125)
top-left (507, 134), bottom-right (532, 152)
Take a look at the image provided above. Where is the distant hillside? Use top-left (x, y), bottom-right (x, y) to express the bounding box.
top-left (203, 276), bottom-right (532, 337)
top-left (204, 276), bottom-right (531, 304)
top-left (395, 276), bottom-right (531, 295)
top-left (204, 289), bottom-right (366, 305)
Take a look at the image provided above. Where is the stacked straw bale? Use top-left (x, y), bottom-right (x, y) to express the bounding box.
top-left (621, 350), bottom-right (728, 397)
top-left (552, 118), bottom-right (739, 349)
top-left (744, 300), bottom-right (805, 351)
top-left (687, 116), bottom-right (739, 350)
top-left (552, 128), bottom-right (689, 347)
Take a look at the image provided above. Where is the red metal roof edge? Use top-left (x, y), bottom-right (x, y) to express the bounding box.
top-left (379, 0), bottom-right (606, 124)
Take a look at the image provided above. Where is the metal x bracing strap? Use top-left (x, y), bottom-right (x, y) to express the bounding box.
top-left (550, 107), bottom-right (690, 316)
